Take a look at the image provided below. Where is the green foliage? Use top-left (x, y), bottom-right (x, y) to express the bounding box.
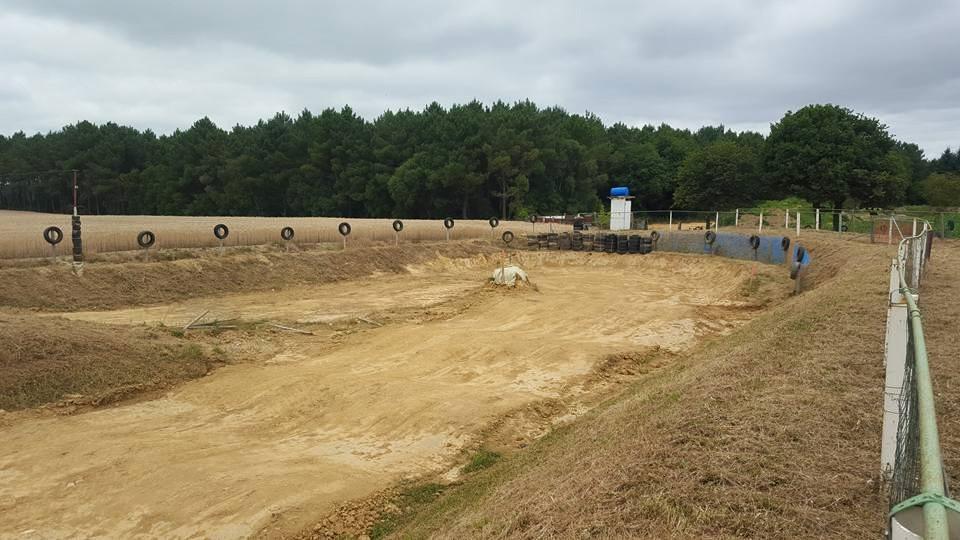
top-left (462, 449), bottom-right (501, 474)
top-left (756, 197), bottom-right (814, 209)
top-left (0, 101), bottom-right (943, 217)
top-left (763, 104), bottom-right (910, 208)
top-left (923, 173), bottom-right (960, 207)
top-left (673, 141), bottom-right (759, 210)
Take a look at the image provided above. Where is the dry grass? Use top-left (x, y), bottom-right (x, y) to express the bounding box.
top-left (0, 314), bottom-right (223, 411)
top-left (0, 210), bottom-right (546, 260)
top-left (0, 241), bottom-right (501, 311)
top-left (388, 237), bottom-right (910, 538)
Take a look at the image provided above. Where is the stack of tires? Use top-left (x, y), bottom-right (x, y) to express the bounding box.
top-left (627, 235), bottom-right (641, 254)
top-left (616, 235), bottom-right (629, 254)
top-left (640, 236), bottom-right (653, 254)
top-left (558, 233), bottom-right (572, 250)
top-left (71, 215), bottom-right (83, 263)
top-left (571, 232), bottom-right (584, 251)
top-left (546, 233), bottom-right (560, 250)
top-left (603, 234), bottom-right (617, 253)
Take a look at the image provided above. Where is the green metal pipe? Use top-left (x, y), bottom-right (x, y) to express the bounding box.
top-left (897, 224), bottom-right (950, 539)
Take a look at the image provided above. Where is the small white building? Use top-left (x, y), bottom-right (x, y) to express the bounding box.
top-left (609, 186), bottom-right (634, 231)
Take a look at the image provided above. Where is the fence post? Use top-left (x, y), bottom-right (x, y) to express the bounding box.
top-left (796, 211), bottom-right (800, 237)
top-left (912, 218), bottom-right (917, 237)
top-left (881, 259), bottom-right (909, 476)
top-left (715, 211), bottom-right (719, 232)
top-left (815, 208), bottom-right (820, 230)
top-left (735, 208), bottom-right (739, 227)
top-left (785, 209), bottom-right (790, 228)
top-left (839, 212), bottom-right (844, 234)
top-left (758, 210), bottom-right (764, 233)
top-left (669, 210), bottom-right (673, 229)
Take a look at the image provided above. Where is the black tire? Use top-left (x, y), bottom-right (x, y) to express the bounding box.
top-left (280, 226), bottom-right (295, 241)
top-left (443, 218), bottom-right (455, 229)
top-left (841, 224), bottom-right (849, 232)
top-left (795, 245), bottom-right (807, 263)
top-left (392, 219), bottom-right (404, 232)
top-left (780, 237), bottom-right (790, 251)
top-left (338, 222), bottom-right (351, 236)
top-left (214, 224), bottom-right (229, 240)
top-left (137, 230), bottom-right (156, 248)
top-left (501, 231), bottom-right (514, 244)
top-left (489, 217), bottom-right (500, 228)
top-left (705, 231), bottom-right (717, 244)
top-left (43, 226), bottom-right (64, 246)
top-left (749, 235), bottom-right (760, 250)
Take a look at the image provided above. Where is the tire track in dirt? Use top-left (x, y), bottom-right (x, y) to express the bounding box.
top-left (0, 253), bottom-right (787, 538)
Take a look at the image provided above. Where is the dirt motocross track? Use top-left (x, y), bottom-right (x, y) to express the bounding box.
top-left (0, 249), bottom-right (788, 538)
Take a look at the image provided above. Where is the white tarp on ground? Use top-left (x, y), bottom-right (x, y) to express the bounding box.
top-left (491, 265), bottom-right (528, 287)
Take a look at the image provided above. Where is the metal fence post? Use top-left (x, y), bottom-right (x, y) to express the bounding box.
top-left (815, 208), bottom-right (820, 230)
top-left (758, 210), bottom-right (764, 232)
top-left (715, 211), bottom-right (719, 232)
top-left (785, 209), bottom-right (790, 228)
top-left (669, 210), bottom-right (673, 229)
top-left (735, 208), bottom-right (739, 227)
top-left (796, 211), bottom-right (800, 237)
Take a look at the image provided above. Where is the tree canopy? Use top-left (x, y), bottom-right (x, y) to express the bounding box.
top-left (0, 101), bottom-right (950, 218)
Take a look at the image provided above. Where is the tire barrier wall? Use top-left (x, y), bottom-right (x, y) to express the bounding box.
top-left (655, 231), bottom-right (789, 265)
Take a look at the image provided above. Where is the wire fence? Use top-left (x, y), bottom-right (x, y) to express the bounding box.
top-left (571, 208), bottom-right (960, 242)
top-left (882, 221), bottom-right (960, 538)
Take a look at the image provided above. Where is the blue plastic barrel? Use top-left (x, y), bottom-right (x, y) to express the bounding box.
top-left (610, 186), bottom-right (630, 197)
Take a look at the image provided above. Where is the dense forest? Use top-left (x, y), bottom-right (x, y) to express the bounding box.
top-left (1, 101), bottom-right (959, 219)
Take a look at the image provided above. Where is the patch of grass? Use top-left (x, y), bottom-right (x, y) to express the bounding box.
top-left (178, 343), bottom-right (204, 362)
top-left (462, 449), bottom-right (501, 474)
top-left (169, 328), bottom-right (185, 338)
top-left (369, 483), bottom-right (445, 539)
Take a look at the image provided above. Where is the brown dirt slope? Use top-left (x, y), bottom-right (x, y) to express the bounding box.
top-left (0, 241), bottom-right (498, 311)
top-left (0, 314), bottom-right (223, 411)
top-left (391, 236), bottom-right (929, 538)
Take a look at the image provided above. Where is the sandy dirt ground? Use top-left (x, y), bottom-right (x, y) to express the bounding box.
top-left (0, 252), bottom-right (780, 539)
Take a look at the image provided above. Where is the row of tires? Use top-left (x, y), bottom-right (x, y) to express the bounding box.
top-left (526, 232), bottom-right (659, 254)
top-left (41, 218), bottom-right (517, 250)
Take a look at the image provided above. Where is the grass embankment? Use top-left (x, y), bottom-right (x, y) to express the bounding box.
top-left (0, 315), bottom-right (224, 411)
top-left (0, 241), bottom-right (499, 311)
top-left (380, 236), bottom-right (932, 538)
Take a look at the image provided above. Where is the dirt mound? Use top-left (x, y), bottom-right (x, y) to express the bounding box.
top-left (0, 314), bottom-right (225, 411)
top-left (0, 241), bottom-right (499, 311)
top-left (390, 236), bottom-right (903, 538)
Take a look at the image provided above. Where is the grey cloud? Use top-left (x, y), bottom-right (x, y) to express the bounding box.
top-left (0, 0), bottom-right (957, 154)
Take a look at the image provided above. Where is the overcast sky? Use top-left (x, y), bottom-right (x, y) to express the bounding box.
top-left (1, 0), bottom-right (958, 155)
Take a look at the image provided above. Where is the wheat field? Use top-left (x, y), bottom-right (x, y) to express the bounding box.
top-left (0, 211), bottom-right (554, 260)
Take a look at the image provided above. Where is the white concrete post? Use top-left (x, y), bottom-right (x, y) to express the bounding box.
top-left (735, 208), bottom-right (739, 227)
top-left (839, 212), bottom-right (844, 234)
top-left (881, 259), bottom-right (909, 475)
top-left (785, 209), bottom-right (790, 228)
top-left (715, 211), bottom-right (719, 232)
top-left (815, 208), bottom-right (820, 230)
top-left (668, 210), bottom-right (673, 229)
top-left (796, 211), bottom-right (800, 237)
top-left (912, 218), bottom-right (917, 237)
top-left (888, 217), bottom-right (893, 245)
top-left (758, 210), bottom-right (764, 232)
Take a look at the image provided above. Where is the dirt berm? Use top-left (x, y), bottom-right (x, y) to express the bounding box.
top-left (0, 242), bottom-right (499, 311)
top-left (351, 235), bottom-right (960, 539)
